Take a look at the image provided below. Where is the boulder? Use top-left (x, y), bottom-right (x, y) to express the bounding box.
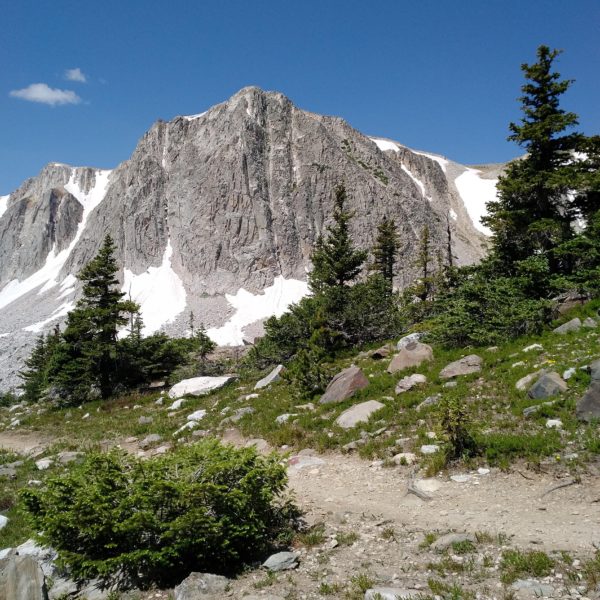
top-left (262, 551), bottom-right (299, 572)
top-left (439, 355), bottom-right (482, 379)
top-left (583, 317), bottom-right (598, 328)
top-left (335, 400), bottom-right (384, 429)
top-left (527, 372), bottom-right (567, 399)
top-left (0, 515), bottom-right (7, 530)
top-left (553, 317), bottom-right (581, 334)
top-left (420, 444), bottom-right (439, 454)
top-left (138, 416), bottom-right (153, 425)
top-left (511, 578), bottom-right (555, 597)
top-left (168, 376), bottom-right (235, 399)
top-left (174, 572), bottom-right (230, 599)
top-left (395, 373), bottom-right (427, 394)
top-left (392, 452), bottom-right (417, 465)
top-left (244, 438), bottom-right (271, 454)
top-left (1, 555), bottom-right (47, 600)
top-left (371, 345), bottom-right (392, 359)
top-left (387, 342), bottom-right (433, 374)
top-left (576, 381), bottom-right (600, 422)
top-left (396, 332), bottom-right (424, 349)
top-left (319, 366), bottom-right (369, 405)
top-left (254, 365), bottom-right (284, 390)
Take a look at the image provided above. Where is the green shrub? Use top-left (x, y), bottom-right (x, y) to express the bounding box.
top-left (21, 440), bottom-right (300, 588)
top-left (438, 395), bottom-right (478, 460)
top-left (500, 549), bottom-right (554, 583)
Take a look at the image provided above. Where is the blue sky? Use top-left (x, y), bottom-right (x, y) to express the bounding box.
top-left (1, 0), bottom-right (599, 194)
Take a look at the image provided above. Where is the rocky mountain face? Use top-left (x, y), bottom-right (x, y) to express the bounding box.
top-left (0, 86), bottom-right (502, 392)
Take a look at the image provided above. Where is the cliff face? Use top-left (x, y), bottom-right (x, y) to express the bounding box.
top-left (0, 86), bottom-right (498, 391)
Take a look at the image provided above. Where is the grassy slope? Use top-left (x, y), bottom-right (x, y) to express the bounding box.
top-left (1, 300), bottom-right (599, 548)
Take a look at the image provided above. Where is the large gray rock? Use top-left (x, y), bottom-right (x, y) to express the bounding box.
top-left (174, 572), bottom-right (230, 599)
top-left (553, 317), bottom-right (581, 334)
top-left (254, 364), bottom-right (285, 389)
top-left (516, 370), bottom-right (543, 391)
top-left (439, 355), bottom-right (482, 379)
top-left (262, 551), bottom-right (299, 572)
top-left (0, 86), bottom-right (491, 392)
top-left (396, 332), bottom-right (424, 350)
top-left (387, 342), bottom-right (433, 374)
top-left (576, 381), bottom-right (600, 422)
top-left (335, 400), bottom-right (384, 429)
top-left (168, 376), bottom-right (235, 399)
top-left (320, 366), bottom-right (369, 405)
top-left (527, 372), bottom-right (567, 399)
top-left (1, 554), bottom-right (47, 600)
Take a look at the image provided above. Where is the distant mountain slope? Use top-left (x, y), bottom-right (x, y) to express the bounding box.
top-left (0, 87), bottom-right (503, 391)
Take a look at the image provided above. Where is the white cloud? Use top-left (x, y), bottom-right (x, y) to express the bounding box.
top-left (64, 68), bottom-right (87, 83)
top-left (9, 83), bottom-right (82, 106)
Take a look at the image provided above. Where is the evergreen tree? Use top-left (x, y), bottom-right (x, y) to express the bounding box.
top-left (50, 235), bottom-right (138, 401)
top-left (309, 185), bottom-right (367, 293)
top-left (483, 45), bottom-right (582, 272)
top-left (19, 326), bottom-right (61, 402)
top-left (414, 224), bottom-right (432, 302)
top-left (371, 216), bottom-right (400, 288)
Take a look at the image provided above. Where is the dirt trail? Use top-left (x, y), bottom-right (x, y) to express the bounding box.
top-left (287, 453), bottom-right (600, 552)
top-left (0, 431), bottom-right (50, 456)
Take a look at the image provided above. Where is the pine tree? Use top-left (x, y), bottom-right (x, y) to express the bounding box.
top-left (50, 235), bottom-right (138, 401)
top-left (19, 326), bottom-right (61, 402)
top-left (414, 224), bottom-right (432, 302)
top-left (371, 216), bottom-right (400, 288)
top-left (309, 185), bottom-right (367, 294)
top-left (483, 45), bottom-right (582, 272)
top-left (195, 323), bottom-right (216, 361)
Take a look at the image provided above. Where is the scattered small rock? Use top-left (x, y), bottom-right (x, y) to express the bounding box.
top-left (450, 474), bottom-right (471, 483)
top-left (395, 373), bottom-right (427, 394)
top-left (523, 343), bottom-right (543, 352)
top-left (417, 394), bottom-right (440, 410)
top-left (431, 532), bottom-right (475, 551)
top-left (168, 376), bottom-right (235, 399)
top-left (138, 416), bottom-right (153, 425)
top-left (420, 444), bottom-right (439, 455)
top-left (392, 452), bottom-right (417, 465)
top-left (255, 364), bottom-right (285, 390)
top-left (583, 316), bottom-right (597, 328)
top-left (275, 413), bottom-right (296, 424)
top-left (546, 418), bottom-right (562, 429)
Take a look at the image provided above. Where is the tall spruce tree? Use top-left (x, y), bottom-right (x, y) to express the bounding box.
top-left (414, 224), bottom-right (432, 302)
top-left (309, 185), bottom-right (367, 294)
top-left (50, 235), bottom-right (138, 401)
top-left (483, 45), bottom-right (582, 272)
top-left (371, 217), bottom-right (400, 288)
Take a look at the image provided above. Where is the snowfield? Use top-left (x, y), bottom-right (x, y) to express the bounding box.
top-left (0, 195), bottom-right (9, 220)
top-left (0, 169), bottom-right (112, 313)
top-left (371, 138), bottom-right (400, 152)
top-left (454, 168), bottom-right (498, 236)
top-left (121, 239), bottom-right (187, 336)
top-left (207, 276), bottom-right (310, 346)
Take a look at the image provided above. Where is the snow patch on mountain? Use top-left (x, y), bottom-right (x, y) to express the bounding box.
top-left (370, 138), bottom-right (399, 152)
top-left (207, 276), bottom-right (310, 346)
top-left (0, 196), bottom-right (9, 220)
top-left (412, 150), bottom-right (449, 173)
top-left (24, 301), bottom-right (75, 333)
top-left (0, 170), bottom-right (112, 311)
top-left (401, 165), bottom-right (430, 201)
top-left (454, 168), bottom-right (498, 236)
top-left (121, 239), bottom-right (187, 336)
top-left (182, 111), bottom-right (207, 121)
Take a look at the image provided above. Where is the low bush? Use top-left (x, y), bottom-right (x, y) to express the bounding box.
top-left (21, 440), bottom-right (300, 588)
